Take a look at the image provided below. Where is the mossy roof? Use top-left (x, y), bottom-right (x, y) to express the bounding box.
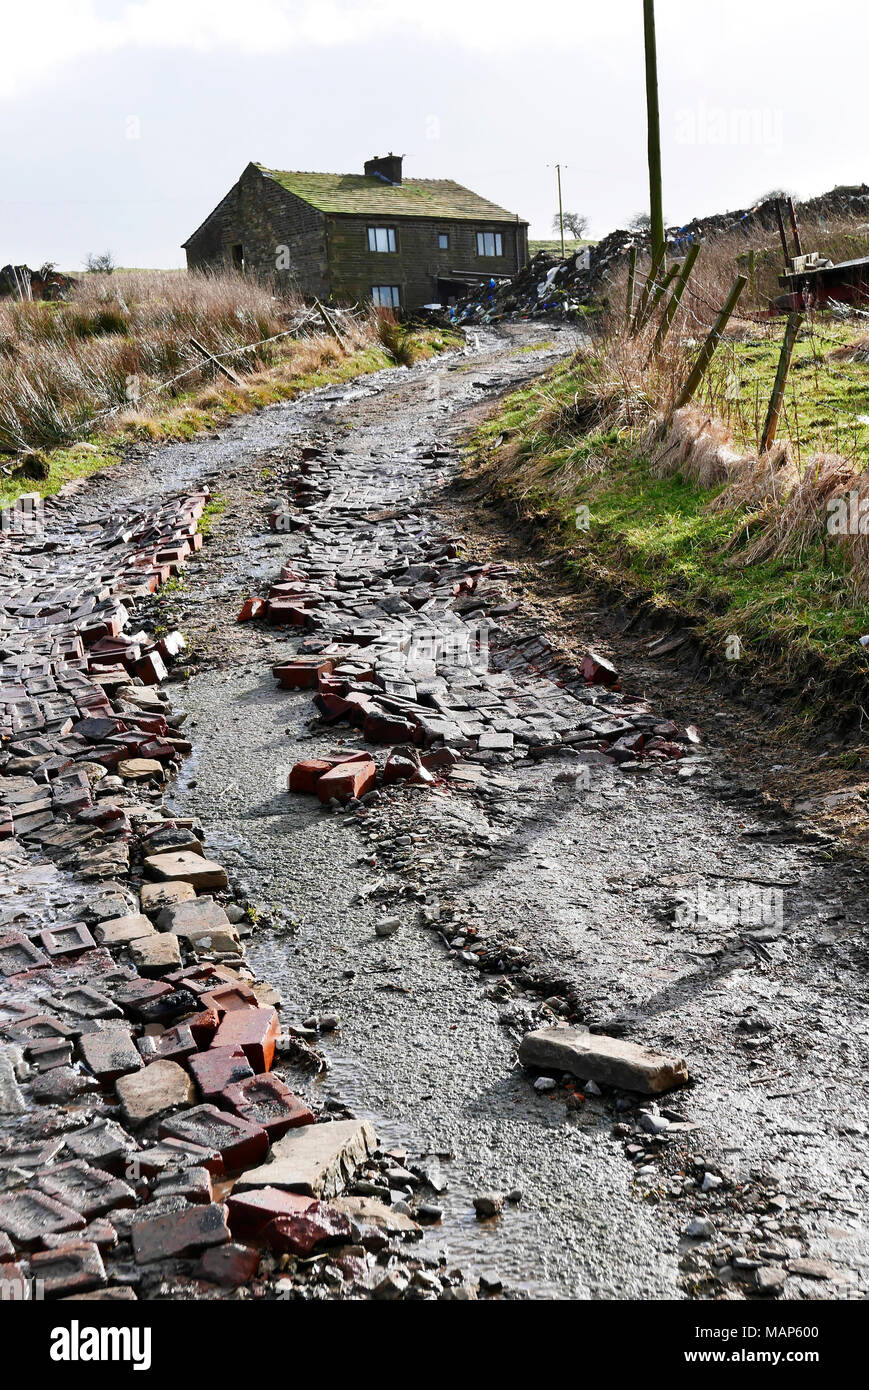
top-left (257, 165), bottom-right (524, 223)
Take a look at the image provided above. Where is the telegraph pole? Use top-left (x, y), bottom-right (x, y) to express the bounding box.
top-left (643, 0), bottom-right (665, 266)
top-left (552, 163), bottom-right (565, 257)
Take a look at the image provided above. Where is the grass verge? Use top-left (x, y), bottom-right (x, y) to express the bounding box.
top-left (466, 352), bottom-right (869, 732)
top-left (0, 326), bottom-right (460, 509)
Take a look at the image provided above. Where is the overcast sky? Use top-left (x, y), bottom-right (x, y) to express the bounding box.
top-left (2, 0), bottom-right (866, 269)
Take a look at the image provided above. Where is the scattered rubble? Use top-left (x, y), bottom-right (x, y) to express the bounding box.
top-left (451, 183), bottom-right (869, 323)
top-left (0, 477), bottom-right (492, 1302)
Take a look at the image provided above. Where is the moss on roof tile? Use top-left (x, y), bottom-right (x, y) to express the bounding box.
top-left (257, 165), bottom-right (523, 222)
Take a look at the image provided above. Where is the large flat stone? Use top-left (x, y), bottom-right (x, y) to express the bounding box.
top-left (518, 1026), bottom-right (688, 1095)
top-left (93, 913), bottom-right (156, 947)
top-left (157, 897), bottom-right (230, 937)
top-left (234, 1119), bottom-right (376, 1197)
top-left (144, 852), bottom-right (227, 890)
top-left (116, 1058), bottom-right (195, 1124)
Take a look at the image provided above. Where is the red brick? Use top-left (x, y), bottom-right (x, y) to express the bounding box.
top-left (41, 1218), bottom-right (117, 1252)
top-left (226, 1186), bottom-right (316, 1239)
top-left (383, 750), bottom-right (434, 785)
top-left (316, 759), bottom-right (377, 804)
top-left (263, 1203), bottom-right (353, 1256)
top-left (580, 650), bottom-right (620, 689)
top-left (267, 600), bottom-right (312, 626)
top-left (132, 1202), bottom-right (231, 1264)
top-left (31, 1240), bottom-right (106, 1296)
top-left (37, 922), bottom-right (95, 958)
top-left (0, 932), bottom-right (50, 976)
top-left (134, 1139), bottom-right (224, 1179)
top-left (272, 656), bottom-right (335, 690)
top-left (197, 1241), bottom-right (260, 1287)
top-left (211, 1005), bottom-right (280, 1073)
top-left (35, 1161), bottom-right (136, 1218)
top-left (137, 1023), bottom-right (197, 1064)
top-left (363, 712), bottom-right (418, 744)
top-left (237, 597), bottom-right (267, 623)
top-left (187, 1007), bottom-right (221, 1046)
top-left (152, 1166), bottom-right (213, 1204)
top-left (0, 1191), bottom-right (86, 1248)
top-left (199, 982), bottom-right (259, 1015)
top-left (188, 1046), bottom-right (254, 1100)
top-left (159, 1105), bottom-right (269, 1171)
top-left (221, 1074), bottom-right (314, 1140)
top-left (288, 759), bottom-right (330, 794)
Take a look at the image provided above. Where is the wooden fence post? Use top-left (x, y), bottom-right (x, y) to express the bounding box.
top-left (648, 241), bottom-right (700, 361)
top-left (775, 200), bottom-right (791, 268)
top-left (625, 247), bottom-right (638, 333)
top-left (673, 275), bottom-right (748, 411)
top-left (641, 260), bottom-right (680, 329)
top-left (760, 311), bottom-right (803, 452)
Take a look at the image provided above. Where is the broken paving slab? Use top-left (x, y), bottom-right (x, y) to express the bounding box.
top-left (331, 1195), bottom-right (419, 1235)
top-left (115, 1058), bottom-right (196, 1125)
top-left (92, 913), bottom-right (156, 948)
top-left (234, 1118), bottom-right (376, 1197)
top-left (518, 1025), bottom-right (689, 1095)
top-left (144, 851), bottom-right (228, 890)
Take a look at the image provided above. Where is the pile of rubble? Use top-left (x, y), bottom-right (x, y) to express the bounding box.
top-left (450, 249), bottom-right (593, 324)
top-left (0, 481), bottom-right (465, 1302)
top-left (451, 182), bottom-right (869, 324)
top-left (240, 443), bottom-right (697, 807)
top-left (0, 264), bottom-right (76, 303)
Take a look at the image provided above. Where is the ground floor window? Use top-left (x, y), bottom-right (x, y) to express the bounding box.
top-left (231, 243), bottom-right (244, 270)
top-left (476, 231), bottom-right (503, 257)
top-left (372, 285), bottom-right (401, 309)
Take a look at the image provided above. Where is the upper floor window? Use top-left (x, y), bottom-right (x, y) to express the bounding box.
top-left (368, 226), bottom-right (397, 253)
top-left (438, 232), bottom-right (449, 250)
top-left (476, 231), bottom-right (503, 257)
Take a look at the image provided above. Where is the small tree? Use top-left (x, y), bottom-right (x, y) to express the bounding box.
top-left (628, 212), bottom-right (652, 232)
top-left (85, 250), bottom-right (115, 274)
top-left (551, 211), bottom-right (589, 240)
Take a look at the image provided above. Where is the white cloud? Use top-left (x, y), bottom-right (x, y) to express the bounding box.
top-left (1, 0), bottom-right (638, 97)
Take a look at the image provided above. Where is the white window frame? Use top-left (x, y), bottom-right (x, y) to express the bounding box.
top-left (476, 231), bottom-right (503, 257)
top-left (438, 232), bottom-right (449, 250)
top-left (367, 226), bottom-right (397, 253)
top-left (371, 285), bottom-right (401, 309)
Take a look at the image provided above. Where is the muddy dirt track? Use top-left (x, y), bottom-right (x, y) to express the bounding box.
top-left (48, 324), bottom-right (869, 1299)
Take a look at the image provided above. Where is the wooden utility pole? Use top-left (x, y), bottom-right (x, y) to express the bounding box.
top-left (555, 164), bottom-right (565, 257)
top-left (643, 0), bottom-right (665, 268)
top-left (760, 312), bottom-right (803, 452)
top-left (674, 275), bottom-right (747, 410)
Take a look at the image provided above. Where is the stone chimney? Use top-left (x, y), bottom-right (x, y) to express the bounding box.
top-left (364, 152), bottom-right (403, 186)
